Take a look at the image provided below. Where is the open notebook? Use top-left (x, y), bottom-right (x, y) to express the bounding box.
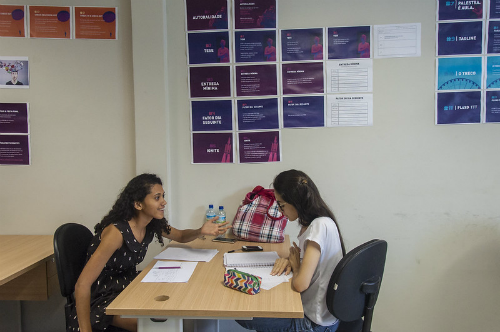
top-left (223, 251), bottom-right (280, 268)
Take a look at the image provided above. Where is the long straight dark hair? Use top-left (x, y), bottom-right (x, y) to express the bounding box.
top-left (95, 173), bottom-right (171, 245)
top-left (273, 169), bottom-right (345, 255)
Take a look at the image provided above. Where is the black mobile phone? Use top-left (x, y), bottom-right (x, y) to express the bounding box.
top-left (212, 237), bottom-right (236, 244)
top-left (242, 245), bottom-right (263, 251)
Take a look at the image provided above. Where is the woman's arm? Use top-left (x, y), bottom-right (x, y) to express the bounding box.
top-left (289, 240), bottom-right (321, 293)
top-left (74, 225), bottom-right (123, 332)
top-left (162, 217), bottom-right (231, 243)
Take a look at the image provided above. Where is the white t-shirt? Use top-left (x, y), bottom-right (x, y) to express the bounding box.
top-left (298, 216), bottom-right (342, 326)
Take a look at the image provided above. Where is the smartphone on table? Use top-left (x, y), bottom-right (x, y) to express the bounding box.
top-left (212, 237), bottom-right (236, 244)
top-left (242, 245), bottom-right (263, 251)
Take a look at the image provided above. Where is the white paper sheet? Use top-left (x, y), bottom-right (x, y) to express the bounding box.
top-left (141, 261), bottom-right (198, 283)
top-left (374, 23), bottom-right (421, 58)
top-left (154, 247), bottom-right (218, 262)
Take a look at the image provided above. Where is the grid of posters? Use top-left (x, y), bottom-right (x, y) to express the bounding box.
top-left (0, 103), bottom-right (30, 165)
top-left (435, 0), bottom-right (500, 124)
top-left (0, 5), bottom-right (117, 40)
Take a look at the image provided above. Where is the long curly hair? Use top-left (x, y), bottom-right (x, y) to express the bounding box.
top-left (94, 173), bottom-right (171, 245)
top-left (273, 169), bottom-right (345, 255)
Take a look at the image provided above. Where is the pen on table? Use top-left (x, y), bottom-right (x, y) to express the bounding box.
top-left (157, 266), bottom-right (181, 269)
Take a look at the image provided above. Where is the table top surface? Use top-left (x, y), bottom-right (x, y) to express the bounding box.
top-left (106, 235), bottom-right (303, 319)
top-left (0, 235), bottom-right (54, 286)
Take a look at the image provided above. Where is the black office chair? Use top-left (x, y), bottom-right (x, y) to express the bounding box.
top-left (53, 222), bottom-right (93, 331)
top-left (326, 239), bottom-right (388, 332)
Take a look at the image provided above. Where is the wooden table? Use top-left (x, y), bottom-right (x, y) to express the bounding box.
top-left (0, 235), bottom-right (56, 301)
top-left (107, 235), bottom-right (303, 332)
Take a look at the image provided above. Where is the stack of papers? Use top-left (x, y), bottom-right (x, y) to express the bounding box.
top-left (142, 261), bottom-right (198, 283)
top-left (154, 247), bottom-right (219, 262)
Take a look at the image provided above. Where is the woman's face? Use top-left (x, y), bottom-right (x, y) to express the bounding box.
top-left (136, 184), bottom-right (166, 220)
top-left (275, 192), bottom-right (298, 221)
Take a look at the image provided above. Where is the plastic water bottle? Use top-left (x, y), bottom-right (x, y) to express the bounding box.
top-left (205, 204), bottom-right (216, 222)
top-left (216, 206), bottom-right (226, 224)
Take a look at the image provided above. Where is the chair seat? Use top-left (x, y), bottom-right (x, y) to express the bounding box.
top-left (337, 319), bottom-right (363, 332)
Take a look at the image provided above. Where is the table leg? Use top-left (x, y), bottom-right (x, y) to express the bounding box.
top-left (138, 317), bottom-right (183, 332)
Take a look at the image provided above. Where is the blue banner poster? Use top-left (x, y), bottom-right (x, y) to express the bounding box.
top-left (189, 66), bottom-right (232, 98)
top-left (282, 96), bottom-right (325, 128)
top-left (437, 0), bottom-right (484, 21)
top-left (281, 28), bottom-right (325, 61)
top-left (234, 0), bottom-right (276, 29)
top-left (185, 0), bottom-right (228, 31)
top-left (487, 21), bottom-right (500, 54)
top-left (436, 91), bottom-right (481, 124)
top-left (192, 132), bottom-right (234, 164)
top-left (490, 0), bottom-right (500, 18)
top-left (437, 21), bottom-right (483, 55)
top-left (236, 98), bottom-right (279, 130)
top-left (188, 31), bottom-right (231, 64)
top-left (0, 103), bottom-right (28, 134)
top-left (238, 130), bottom-right (280, 163)
top-left (282, 62), bottom-right (324, 95)
top-left (191, 100), bottom-right (233, 131)
top-left (486, 56), bottom-right (500, 89)
top-left (485, 90), bottom-right (500, 122)
top-left (0, 134), bottom-right (30, 165)
top-left (234, 30), bottom-right (277, 62)
top-left (235, 64), bottom-right (277, 97)
top-left (327, 26), bottom-right (371, 59)
top-left (436, 57), bottom-right (482, 90)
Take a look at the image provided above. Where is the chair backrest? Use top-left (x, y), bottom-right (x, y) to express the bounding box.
top-left (53, 223), bottom-right (93, 299)
top-left (326, 239), bottom-right (388, 332)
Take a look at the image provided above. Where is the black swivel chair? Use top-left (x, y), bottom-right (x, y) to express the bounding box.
top-left (326, 239), bottom-right (388, 332)
top-left (53, 223), bottom-right (93, 331)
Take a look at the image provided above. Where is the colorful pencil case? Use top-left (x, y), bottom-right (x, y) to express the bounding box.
top-left (223, 269), bottom-right (262, 295)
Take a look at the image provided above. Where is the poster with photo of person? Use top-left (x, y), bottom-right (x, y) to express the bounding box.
top-left (0, 57), bottom-right (29, 88)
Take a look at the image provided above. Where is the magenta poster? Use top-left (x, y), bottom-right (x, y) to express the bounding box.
top-left (234, 30), bottom-right (277, 62)
top-left (192, 132), bottom-right (233, 164)
top-left (185, 0), bottom-right (228, 31)
top-left (189, 66), bottom-right (232, 98)
top-left (235, 64), bottom-right (277, 96)
top-left (0, 103), bottom-right (28, 134)
top-left (282, 62), bottom-right (324, 95)
top-left (234, 0), bottom-right (276, 29)
top-left (188, 31), bottom-right (231, 64)
top-left (238, 130), bottom-right (280, 163)
top-left (281, 28), bottom-right (324, 61)
top-left (236, 98), bottom-right (279, 130)
top-left (0, 134), bottom-right (30, 165)
top-left (327, 26), bottom-right (371, 59)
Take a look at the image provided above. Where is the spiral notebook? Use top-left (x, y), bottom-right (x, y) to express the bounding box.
top-left (223, 251), bottom-right (280, 268)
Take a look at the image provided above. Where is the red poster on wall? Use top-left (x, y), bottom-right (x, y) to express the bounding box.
top-left (0, 5), bottom-right (26, 37)
top-left (74, 7), bottom-right (117, 40)
top-left (29, 5), bottom-right (71, 39)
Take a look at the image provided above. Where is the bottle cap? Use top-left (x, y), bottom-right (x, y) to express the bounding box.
top-left (209, 204), bottom-right (213, 208)
top-left (219, 206), bottom-right (224, 210)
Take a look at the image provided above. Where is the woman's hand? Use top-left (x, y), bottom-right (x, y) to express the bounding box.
top-left (200, 217), bottom-right (232, 236)
top-left (271, 257), bottom-right (291, 276)
top-left (288, 242), bottom-right (301, 272)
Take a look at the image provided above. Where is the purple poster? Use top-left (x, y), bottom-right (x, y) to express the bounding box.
top-left (191, 100), bottom-right (233, 131)
top-left (436, 91), bottom-right (481, 124)
top-left (234, 0), bottom-right (276, 29)
top-left (234, 30), bottom-right (277, 62)
top-left (189, 66), bottom-right (231, 98)
top-left (282, 62), bottom-right (324, 95)
top-left (490, 0), bottom-right (500, 19)
top-left (437, 21), bottom-right (483, 56)
top-left (188, 31), bottom-right (231, 64)
top-left (238, 130), bottom-right (280, 163)
top-left (185, 0), bottom-right (228, 31)
top-left (0, 103), bottom-right (28, 134)
top-left (0, 134), bottom-right (30, 165)
top-left (236, 98), bottom-right (279, 130)
top-left (487, 21), bottom-right (500, 54)
top-left (327, 26), bottom-right (371, 59)
top-left (282, 96), bottom-right (325, 128)
top-left (192, 132), bottom-right (233, 164)
top-left (485, 91), bottom-right (500, 122)
top-left (235, 64), bottom-right (277, 96)
top-left (437, 0), bottom-right (484, 21)
top-left (281, 28), bottom-right (324, 61)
